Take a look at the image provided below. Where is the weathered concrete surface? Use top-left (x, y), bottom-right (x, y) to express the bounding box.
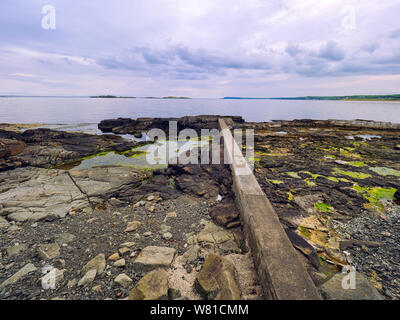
top-left (219, 118), bottom-right (321, 300)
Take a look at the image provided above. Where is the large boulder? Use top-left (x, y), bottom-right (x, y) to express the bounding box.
top-left (195, 253), bottom-right (240, 300)
top-left (128, 269), bottom-right (169, 300)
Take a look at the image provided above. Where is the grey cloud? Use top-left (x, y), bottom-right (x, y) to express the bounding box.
top-left (315, 41), bottom-right (345, 61)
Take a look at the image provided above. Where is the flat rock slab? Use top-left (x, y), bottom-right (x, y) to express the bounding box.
top-left (133, 246), bottom-right (176, 272)
top-left (0, 263), bottom-right (37, 290)
top-left (195, 253), bottom-right (240, 300)
top-left (37, 243), bottom-right (60, 260)
top-left (319, 271), bottom-right (384, 300)
top-left (80, 253), bottom-right (106, 275)
top-left (128, 269), bottom-right (169, 300)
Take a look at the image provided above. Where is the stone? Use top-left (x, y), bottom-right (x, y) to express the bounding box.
top-left (6, 244), bottom-right (27, 257)
top-left (114, 259), bottom-right (126, 267)
top-left (168, 288), bottom-right (182, 300)
top-left (128, 269), bottom-right (169, 300)
top-left (209, 203), bottom-right (240, 228)
top-left (37, 243), bottom-right (60, 260)
top-left (165, 211), bottom-right (177, 219)
top-left (147, 195), bottom-right (155, 201)
top-left (54, 233), bottom-right (76, 244)
top-left (108, 253), bottom-right (120, 261)
top-left (319, 271), bottom-right (384, 300)
top-left (0, 216), bottom-right (10, 229)
top-left (114, 273), bottom-right (133, 288)
top-left (92, 285), bottom-right (103, 294)
top-left (0, 263), bottom-right (37, 290)
top-left (143, 231), bottom-right (152, 237)
top-left (41, 268), bottom-right (65, 290)
top-left (67, 279), bottom-right (77, 288)
top-left (182, 245), bottom-right (200, 264)
top-left (119, 242), bottom-right (135, 248)
top-left (134, 200), bottom-right (146, 207)
top-left (119, 247), bottom-right (130, 255)
top-left (195, 253), bottom-right (240, 300)
top-left (133, 246), bottom-right (176, 272)
top-left (80, 253), bottom-right (106, 275)
top-left (125, 221), bottom-right (141, 232)
top-left (162, 232), bottom-right (173, 240)
top-left (78, 269), bottom-right (97, 287)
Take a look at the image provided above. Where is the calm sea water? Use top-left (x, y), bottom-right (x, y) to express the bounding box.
top-left (0, 98), bottom-right (399, 131)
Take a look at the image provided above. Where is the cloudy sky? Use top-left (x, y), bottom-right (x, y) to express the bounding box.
top-left (1, 0), bottom-right (400, 97)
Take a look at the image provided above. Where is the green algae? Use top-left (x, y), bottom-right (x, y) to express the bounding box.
top-left (301, 171), bottom-right (323, 179)
top-left (265, 178), bottom-right (284, 185)
top-left (320, 146), bottom-right (362, 159)
top-left (255, 151), bottom-right (286, 157)
top-left (287, 191), bottom-right (294, 201)
top-left (298, 226), bottom-right (311, 239)
top-left (352, 184), bottom-right (397, 210)
top-left (286, 172), bottom-right (301, 179)
top-left (369, 167), bottom-right (400, 177)
top-left (332, 168), bottom-right (371, 179)
top-left (304, 178), bottom-right (317, 187)
top-left (314, 202), bottom-right (333, 213)
top-left (347, 161), bottom-right (367, 167)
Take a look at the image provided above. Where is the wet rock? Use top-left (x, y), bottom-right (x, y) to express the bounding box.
top-left (0, 263), bottom-right (37, 290)
top-left (133, 246), bottom-right (176, 272)
top-left (114, 273), bottom-right (132, 288)
top-left (78, 269), bottom-right (97, 287)
top-left (37, 243), bottom-right (60, 260)
top-left (80, 253), bottom-right (106, 275)
top-left (168, 288), bottom-right (182, 300)
top-left (285, 229), bottom-right (320, 268)
top-left (128, 269), bottom-right (169, 300)
top-left (319, 271), bottom-right (384, 300)
top-left (195, 253), bottom-right (240, 300)
top-left (209, 203), bottom-right (240, 228)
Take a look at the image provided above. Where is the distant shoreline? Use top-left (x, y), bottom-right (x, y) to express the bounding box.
top-left (223, 94), bottom-right (400, 101)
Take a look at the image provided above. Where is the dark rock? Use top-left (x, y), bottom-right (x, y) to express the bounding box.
top-left (209, 203), bottom-right (240, 228)
top-left (285, 229), bottom-right (320, 269)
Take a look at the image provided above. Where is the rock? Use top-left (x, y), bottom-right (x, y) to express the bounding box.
top-left (80, 253), bottom-right (106, 275)
top-left (6, 244), bottom-right (27, 257)
top-left (394, 189), bottom-right (400, 203)
top-left (119, 242), bottom-right (135, 248)
top-left (134, 201), bottom-right (146, 208)
top-left (0, 263), bottom-right (37, 290)
top-left (78, 269), bottom-right (97, 287)
top-left (143, 231), bottom-right (152, 237)
top-left (133, 246), bottom-right (176, 272)
top-left (108, 253), bottom-right (120, 261)
top-left (92, 285), bottom-right (103, 294)
top-left (41, 268), bottom-right (65, 290)
top-left (114, 259), bottom-right (126, 267)
top-left (125, 221), bottom-right (141, 232)
top-left (0, 138), bottom-right (26, 157)
top-left (182, 245), bottom-right (200, 264)
top-left (119, 247), bottom-right (130, 255)
top-left (162, 232), bottom-right (173, 240)
top-left (319, 271), bottom-right (384, 300)
top-left (114, 273), bottom-right (133, 288)
top-left (168, 288), bottom-right (182, 300)
top-left (195, 253), bottom-right (240, 300)
top-left (147, 195), bottom-right (155, 201)
top-left (209, 203), bottom-right (240, 228)
top-left (325, 248), bottom-right (348, 265)
top-left (165, 211), bottom-right (177, 219)
top-left (37, 243), bottom-right (61, 260)
top-left (67, 279), bottom-right (77, 288)
top-left (285, 229), bottom-right (320, 268)
top-left (54, 233), bottom-right (76, 244)
top-left (0, 216), bottom-right (10, 229)
top-left (128, 269), bottom-right (169, 300)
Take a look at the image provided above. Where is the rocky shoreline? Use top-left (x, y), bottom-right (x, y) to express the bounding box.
top-left (1, 115), bottom-right (399, 300)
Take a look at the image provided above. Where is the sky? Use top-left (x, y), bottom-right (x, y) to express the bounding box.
top-left (0, 0), bottom-right (400, 98)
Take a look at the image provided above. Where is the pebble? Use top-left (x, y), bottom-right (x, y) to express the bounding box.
top-left (162, 232), bottom-right (173, 240)
top-left (78, 269), bottom-right (97, 287)
top-left (114, 259), bottom-right (126, 267)
top-left (114, 274), bottom-right (133, 288)
top-left (108, 253), bottom-right (120, 261)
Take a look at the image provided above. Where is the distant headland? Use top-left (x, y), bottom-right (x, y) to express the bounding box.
top-left (223, 94), bottom-right (400, 101)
